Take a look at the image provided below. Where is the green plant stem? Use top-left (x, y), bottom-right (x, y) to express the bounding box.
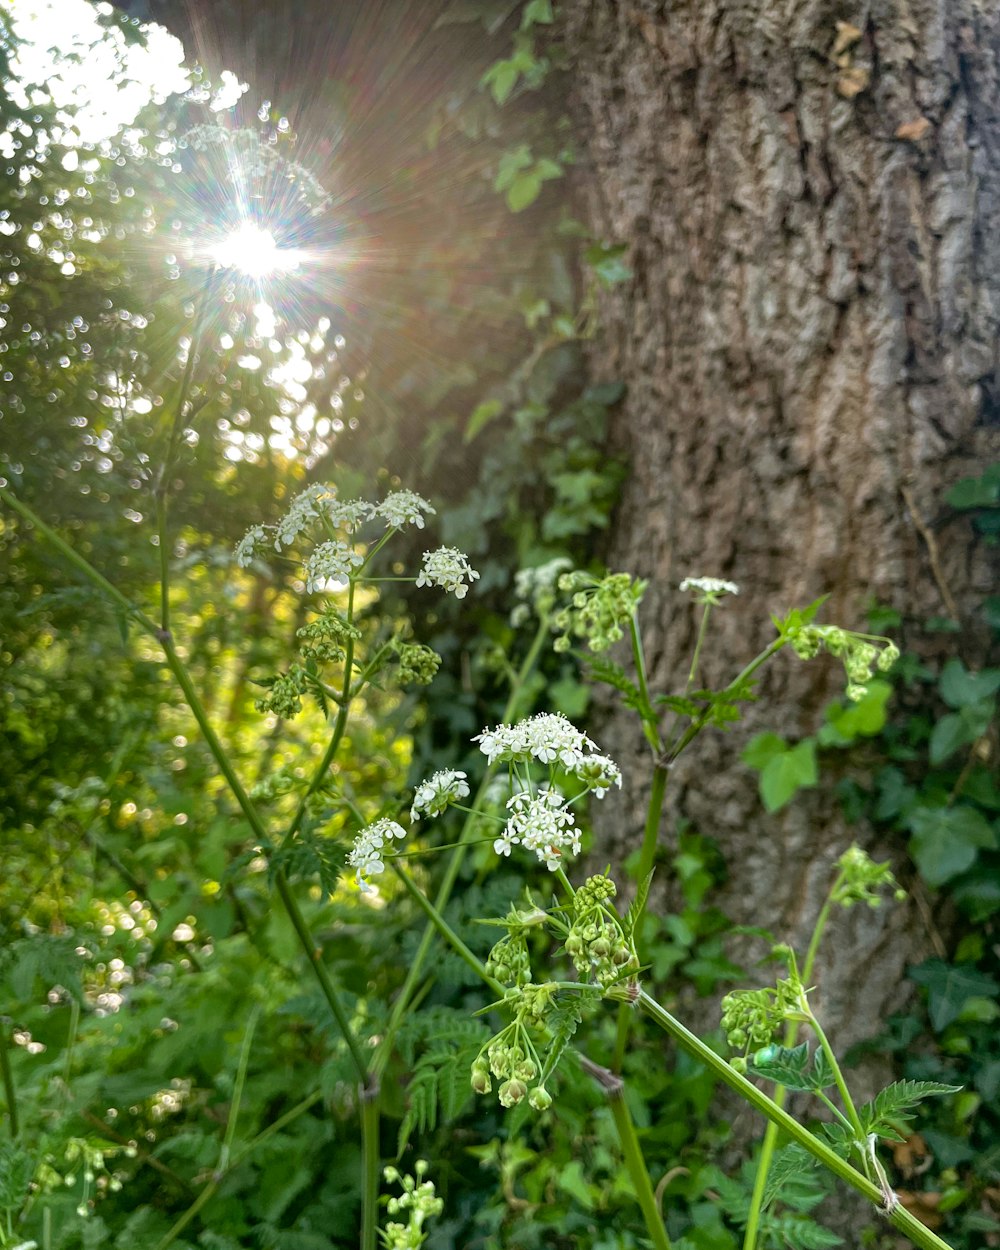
top-left (390, 862), bottom-right (505, 998)
top-left (638, 990), bottom-right (957, 1250)
top-left (685, 604), bottom-right (712, 692)
top-left (803, 1007), bottom-right (864, 1138)
top-left (154, 267), bottom-right (214, 634)
top-left (611, 758), bottom-right (670, 1072)
top-left (361, 1086), bottom-right (380, 1250)
top-left (219, 1006), bottom-right (260, 1173)
top-left (583, 1059), bottom-right (672, 1250)
top-left (283, 578), bottom-right (358, 850)
top-left (742, 889), bottom-right (836, 1250)
top-left (390, 866), bottom-right (672, 1250)
top-left (629, 611), bottom-right (663, 753)
top-left (0, 486), bottom-right (158, 633)
top-left (373, 611), bottom-right (551, 1077)
top-left (0, 1023), bottom-right (18, 1139)
top-left (664, 639), bottom-right (786, 763)
top-left (0, 488), bottom-right (369, 1085)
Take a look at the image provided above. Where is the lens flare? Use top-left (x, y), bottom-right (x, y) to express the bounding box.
top-left (211, 223), bottom-right (303, 277)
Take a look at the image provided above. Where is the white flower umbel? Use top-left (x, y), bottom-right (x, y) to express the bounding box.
top-left (474, 712), bottom-right (599, 769)
top-left (416, 547), bottom-right (480, 599)
top-left (304, 540), bottom-right (365, 592)
top-left (235, 524), bottom-right (267, 569)
top-left (273, 482), bottom-right (336, 551)
top-left (410, 770), bottom-right (470, 821)
top-left (679, 576), bottom-right (740, 600)
top-left (375, 489), bottom-right (436, 530)
top-left (325, 498), bottom-right (375, 528)
top-left (500, 788), bottom-right (581, 872)
top-left (347, 817), bottom-right (407, 892)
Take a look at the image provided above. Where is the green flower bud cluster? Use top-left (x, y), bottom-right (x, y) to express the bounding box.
top-left (788, 625), bottom-right (899, 702)
top-left (380, 1160), bottom-right (443, 1249)
top-left (721, 979), bottom-right (802, 1069)
top-left (832, 844), bottom-right (907, 908)
top-left (297, 608), bottom-right (361, 664)
top-left (394, 642), bottom-right (441, 686)
top-left (564, 874), bottom-right (637, 987)
top-left (486, 932), bottom-right (532, 988)
top-left (249, 768), bottom-right (300, 802)
top-left (471, 1029), bottom-right (543, 1109)
top-left (254, 665), bottom-right (307, 718)
top-left (471, 986), bottom-right (556, 1112)
top-left (551, 571), bottom-right (648, 654)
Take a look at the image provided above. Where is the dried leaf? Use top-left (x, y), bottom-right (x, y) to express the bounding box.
top-left (896, 1190), bottom-right (944, 1231)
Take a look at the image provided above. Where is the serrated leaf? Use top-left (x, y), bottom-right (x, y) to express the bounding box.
top-left (860, 1079), bottom-right (962, 1140)
top-left (623, 871), bottom-right (653, 942)
top-left (810, 1045), bottom-right (835, 1091)
top-left (763, 1143), bottom-right (820, 1210)
top-left (748, 1042), bottom-right (813, 1090)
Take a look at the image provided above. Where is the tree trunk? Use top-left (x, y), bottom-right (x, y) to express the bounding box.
top-left (562, 0), bottom-right (1000, 1061)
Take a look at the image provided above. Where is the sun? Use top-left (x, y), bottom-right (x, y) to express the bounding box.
top-left (210, 223), bottom-right (303, 278)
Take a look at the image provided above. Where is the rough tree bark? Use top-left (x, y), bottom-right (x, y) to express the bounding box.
top-left (562, 0), bottom-right (1000, 1063)
top-left (128, 0), bottom-right (1000, 1075)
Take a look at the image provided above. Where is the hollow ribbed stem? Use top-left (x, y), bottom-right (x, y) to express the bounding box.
top-left (0, 1022), bottom-right (18, 1139)
top-left (638, 991), bottom-right (957, 1250)
top-left (373, 611), bottom-right (552, 1077)
top-left (742, 888), bottom-right (837, 1250)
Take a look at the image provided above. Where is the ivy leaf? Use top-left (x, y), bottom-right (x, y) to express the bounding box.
top-left (938, 658), bottom-right (1000, 708)
top-left (465, 397), bottom-right (504, 442)
top-left (909, 958), bottom-right (1000, 1031)
top-left (946, 470), bottom-right (1000, 509)
top-left (906, 805), bottom-right (997, 887)
top-left (860, 1079), bottom-right (962, 1141)
top-left (817, 681), bottom-right (891, 746)
top-left (520, 0), bottom-right (553, 27)
top-left (506, 172), bottom-right (543, 212)
top-left (584, 241), bottom-right (632, 287)
top-left (758, 741), bottom-right (817, 812)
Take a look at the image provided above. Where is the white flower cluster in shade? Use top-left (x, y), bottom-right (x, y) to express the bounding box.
top-left (473, 713), bottom-right (623, 872)
top-left (416, 547), bottom-right (481, 599)
top-left (347, 817), bottom-right (407, 892)
top-left (410, 770), bottom-right (470, 821)
top-left (233, 484), bottom-right (476, 599)
top-left (475, 713), bottom-right (601, 771)
top-left (494, 788), bottom-right (580, 872)
top-left (304, 540), bottom-right (365, 592)
top-left (376, 490), bottom-right (436, 529)
top-left (679, 576), bottom-right (740, 598)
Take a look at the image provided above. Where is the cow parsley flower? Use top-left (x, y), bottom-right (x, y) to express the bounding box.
top-left (416, 547), bottom-right (480, 599)
top-left (679, 576), bottom-right (740, 601)
top-left (235, 525), bottom-right (267, 568)
top-left (274, 483), bottom-right (336, 551)
top-left (347, 817), bottom-right (407, 892)
top-left (501, 788), bottom-right (581, 872)
top-left (474, 713), bottom-right (599, 769)
top-left (304, 540), bottom-right (365, 592)
top-left (410, 770), bottom-right (470, 821)
top-left (375, 489), bottom-right (436, 529)
top-left (326, 498), bottom-right (375, 528)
